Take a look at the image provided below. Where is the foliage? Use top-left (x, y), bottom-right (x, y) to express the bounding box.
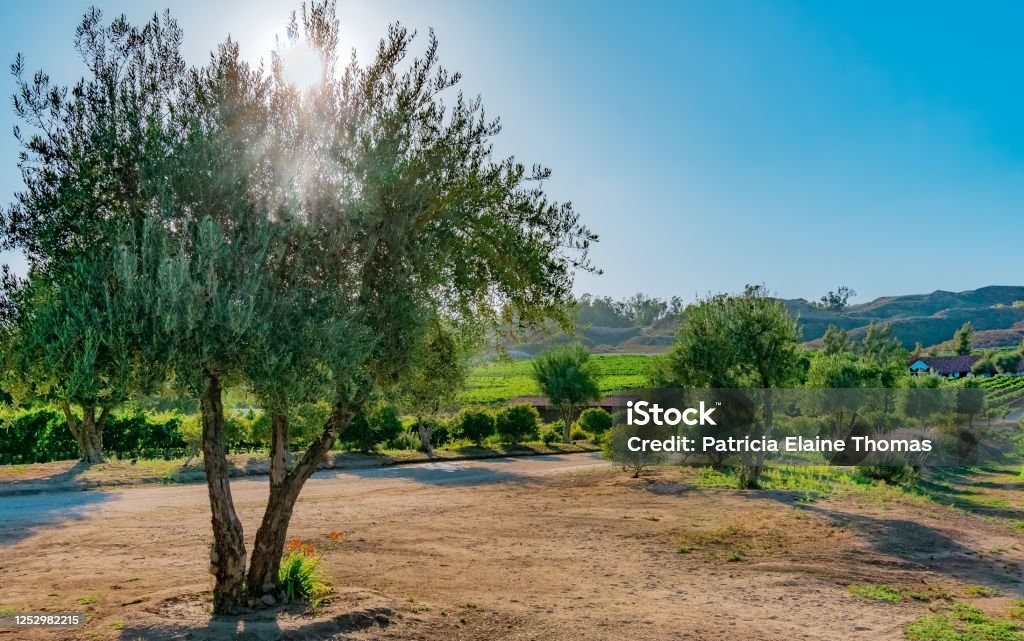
top-left (576, 407), bottom-right (613, 438)
top-left (532, 343), bottom-right (601, 443)
top-left (812, 286), bottom-right (856, 312)
top-left (854, 465), bottom-right (917, 485)
top-left (494, 404), bottom-right (539, 445)
top-left (0, 407), bottom-right (190, 464)
top-left (455, 409), bottom-right (496, 446)
top-left (278, 539), bottom-right (330, 608)
top-left (846, 584), bottom-right (905, 603)
top-left (540, 426), bottom-right (562, 445)
top-left (905, 603), bottom-right (1024, 641)
top-left (603, 421), bottom-right (670, 477)
top-left (344, 404), bottom-right (404, 453)
top-left (658, 285), bottom-right (802, 488)
top-left (954, 321), bottom-right (976, 355)
top-left (569, 425), bottom-right (589, 441)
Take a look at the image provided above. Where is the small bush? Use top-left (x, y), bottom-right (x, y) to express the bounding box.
top-left (848, 584), bottom-right (903, 603)
top-left (455, 409), bottom-right (495, 446)
top-left (576, 408), bottom-right (613, 438)
top-left (540, 428), bottom-right (561, 445)
top-left (855, 465), bottom-right (917, 485)
top-left (387, 430), bottom-right (422, 451)
top-left (494, 404), bottom-right (540, 444)
top-left (569, 425), bottom-right (589, 441)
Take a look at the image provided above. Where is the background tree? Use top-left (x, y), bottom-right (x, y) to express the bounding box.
top-left (814, 286), bottom-right (856, 311)
top-left (2, 10), bottom-right (183, 463)
top-left (660, 285), bottom-right (802, 488)
top-left (532, 343), bottom-right (601, 443)
top-left (821, 324), bottom-right (850, 355)
top-left (954, 322), bottom-right (975, 355)
top-left (399, 321), bottom-right (474, 457)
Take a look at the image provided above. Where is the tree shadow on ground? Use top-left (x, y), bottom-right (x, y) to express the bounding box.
top-left (0, 486), bottom-right (112, 547)
top-left (315, 460), bottom-right (526, 486)
top-left (750, 490), bottom-right (1024, 597)
top-left (120, 604), bottom-right (393, 641)
top-left (0, 459), bottom-right (94, 492)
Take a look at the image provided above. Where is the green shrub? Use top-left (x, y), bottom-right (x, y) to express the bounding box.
top-left (855, 465), bottom-right (917, 485)
top-left (494, 404), bottom-right (540, 444)
top-left (540, 427), bottom-right (561, 445)
top-left (569, 425), bottom-right (589, 441)
top-left (386, 430), bottom-right (422, 451)
top-left (343, 404), bottom-right (404, 453)
top-left (455, 409), bottom-right (495, 445)
top-left (576, 408), bottom-right (613, 438)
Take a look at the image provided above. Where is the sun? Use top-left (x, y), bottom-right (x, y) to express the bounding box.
top-left (280, 41), bottom-right (323, 91)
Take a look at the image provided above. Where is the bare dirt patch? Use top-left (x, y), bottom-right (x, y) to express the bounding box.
top-left (0, 455), bottom-right (1021, 640)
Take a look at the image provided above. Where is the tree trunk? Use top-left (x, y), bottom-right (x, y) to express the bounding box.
top-left (201, 374), bottom-right (247, 614)
top-left (247, 412), bottom-right (293, 599)
top-left (246, 404), bottom-right (357, 600)
top-left (561, 407), bottom-right (573, 444)
top-left (60, 402), bottom-right (105, 464)
top-left (739, 389), bottom-right (774, 490)
top-left (417, 416), bottom-right (433, 458)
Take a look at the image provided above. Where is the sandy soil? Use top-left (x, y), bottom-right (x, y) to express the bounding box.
top-left (0, 453), bottom-right (1022, 641)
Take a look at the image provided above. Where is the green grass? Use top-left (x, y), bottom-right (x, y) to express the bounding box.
top-left (848, 584), bottom-right (904, 603)
top-left (76, 592), bottom-right (100, 605)
top-left (905, 603), bottom-right (1024, 641)
top-left (458, 354), bottom-right (654, 405)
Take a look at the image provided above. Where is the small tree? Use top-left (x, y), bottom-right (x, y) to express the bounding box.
top-left (972, 356), bottom-right (998, 377)
top-left (456, 409), bottom-right (495, 446)
top-left (993, 351), bottom-right (1022, 375)
top-left (400, 321), bottom-right (474, 457)
top-left (660, 285), bottom-right (802, 488)
top-left (604, 422), bottom-right (669, 477)
top-left (954, 322), bottom-right (975, 355)
top-left (576, 407), bottom-right (613, 439)
top-left (821, 324), bottom-right (850, 355)
top-left (954, 378), bottom-right (985, 429)
top-left (532, 343), bottom-right (601, 443)
top-left (814, 286), bottom-right (856, 311)
top-left (495, 404), bottom-right (539, 445)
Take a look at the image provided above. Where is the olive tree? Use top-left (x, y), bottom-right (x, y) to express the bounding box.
top-left (531, 343), bottom-right (601, 443)
top-left (661, 285), bottom-right (802, 488)
top-left (1, 10), bottom-right (182, 462)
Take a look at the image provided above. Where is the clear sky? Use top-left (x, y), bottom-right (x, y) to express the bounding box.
top-left (1, 1), bottom-right (1022, 304)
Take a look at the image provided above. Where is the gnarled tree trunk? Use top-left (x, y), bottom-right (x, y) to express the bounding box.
top-left (60, 402), bottom-right (110, 464)
top-left (416, 416), bottom-right (433, 458)
top-left (201, 374), bottom-right (248, 614)
top-left (246, 404), bottom-right (356, 600)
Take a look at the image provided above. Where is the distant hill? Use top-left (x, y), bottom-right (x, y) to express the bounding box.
top-left (508, 286), bottom-right (1024, 356)
top-left (789, 286), bottom-right (1024, 349)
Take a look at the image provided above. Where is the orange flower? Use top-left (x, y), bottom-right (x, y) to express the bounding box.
top-left (328, 531), bottom-right (344, 541)
top-left (286, 538), bottom-right (303, 552)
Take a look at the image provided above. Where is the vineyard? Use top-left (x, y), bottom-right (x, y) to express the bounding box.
top-left (459, 354), bottom-right (655, 405)
top-left (978, 375), bottom-right (1024, 412)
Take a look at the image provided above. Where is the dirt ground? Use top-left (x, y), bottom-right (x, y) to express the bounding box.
top-left (0, 453), bottom-right (1022, 641)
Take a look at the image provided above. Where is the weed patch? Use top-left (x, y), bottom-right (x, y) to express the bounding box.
top-left (905, 603), bottom-right (1024, 641)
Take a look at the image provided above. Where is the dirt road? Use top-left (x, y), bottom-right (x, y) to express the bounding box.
top-left (1, 454), bottom-right (1022, 641)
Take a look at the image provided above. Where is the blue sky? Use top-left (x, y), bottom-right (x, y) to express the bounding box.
top-left (1, 1), bottom-right (1022, 304)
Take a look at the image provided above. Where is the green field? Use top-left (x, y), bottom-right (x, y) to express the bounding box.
top-left (459, 354), bottom-right (656, 405)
